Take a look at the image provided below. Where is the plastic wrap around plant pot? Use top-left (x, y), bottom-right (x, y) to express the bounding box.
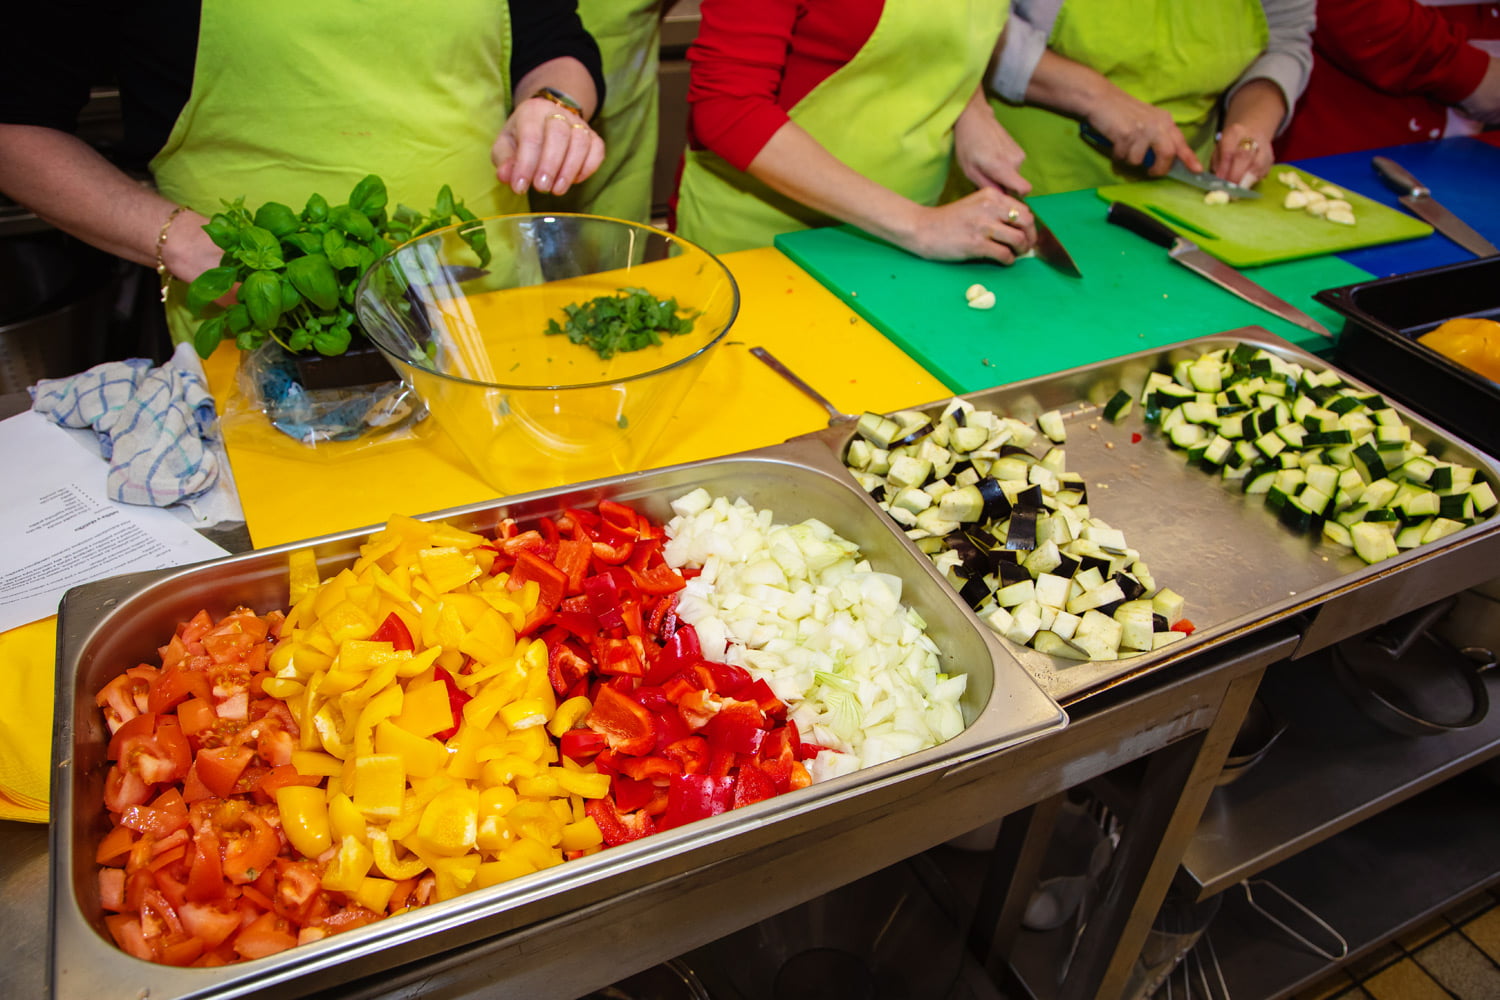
top-left (355, 214), bottom-right (739, 495)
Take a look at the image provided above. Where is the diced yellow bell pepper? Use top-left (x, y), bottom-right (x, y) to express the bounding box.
top-left (261, 677), bottom-right (306, 701)
top-left (275, 785), bottom-right (333, 858)
top-left (288, 548), bottom-right (321, 607)
top-left (317, 668), bottom-right (367, 696)
top-left (462, 670), bottom-right (524, 729)
top-left (319, 600), bottom-right (377, 646)
top-left (506, 801), bottom-right (563, 847)
top-left (354, 876), bottom-right (397, 914)
top-left (327, 791), bottom-right (367, 843)
top-left (321, 835), bottom-right (375, 893)
top-left (499, 697), bottom-right (552, 731)
top-left (312, 569), bottom-right (356, 621)
top-left (431, 854), bottom-right (482, 902)
top-left (480, 754), bottom-right (539, 787)
top-left (555, 769), bottom-right (610, 799)
top-left (394, 645), bottom-right (443, 679)
top-left (445, 724), bottom-right (499, 782)
top-left (430, 522), bottom-right (487, 550)
top-left (509, 835), bottom-right (563, 870)
top-left (337, 639), bottom-right (397, 675)
top-left (313, 705), bottom-right (353, 760)
top-left (370, 564), bottom-right (414, 606)
top-left (419, 547), bottom-right (482, 594)
top-left (375, 720), bottom-right (447, 779)
top-left (458, 609), bottom-right (517, 667)
top-left (416, 786), bottom-right (480, 857)
top-left (291, 750), bottom-right (344, 778)
top-left (352, 753), bottom-right (407, 821)
top-left (560, 817), bottom-right (604, 852)
top-left (515, 772), bottom-right (562, 799)
top-left (369, 829), bottom-right (428, 881)
top-left (392, 679), bottom-right (453, 739)
top-left (547, 696), bottom-right (593, 738)
top-left (475, 855), bottom-right (535, 889)
top-left (352, 685), bottom-right (404, 759)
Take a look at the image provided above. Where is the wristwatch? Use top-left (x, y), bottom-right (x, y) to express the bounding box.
top-left (530, 86), bottom-right (584, 117)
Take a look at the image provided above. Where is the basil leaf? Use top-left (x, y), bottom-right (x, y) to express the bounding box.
top-left (253, 201), bottom-right (299, 238)
top-left (235, 225), bottom-right (284, 270)
top-left (241, 270), bottom-right (284, 330)
top-left (225, 303), bottom-right (252, 334)
top-left (192, 314), bottom-right (227, 360)
top-left (286, 253), bottom-right (340, 311)
top-left (331, 204), bottom-right (374, 242)
top-left (279, 274), bottom-right (301, 311)
top-left (303, 192), bottom-right (329, 223)
top-left (185, 266), bottom-right (238, 315)
top-left (348, 174), bottom-right (387, 217)
top-left (203, 213), bottom-right (242, 251)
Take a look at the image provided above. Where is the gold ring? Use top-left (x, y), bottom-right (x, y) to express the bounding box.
top-left (1238, 137), bottom-right (1259, 152)
top-left (571, 122), bottom-right (587, 130)
top-left (547, 112), bottom-right (570, 123)
top-left (1006, 208), bottom-right (1020, 223)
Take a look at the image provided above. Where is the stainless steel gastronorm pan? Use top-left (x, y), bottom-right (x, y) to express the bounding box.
top-left (49, 442), bottom-right (1066, 1000)
top-left (795, 326), bottom-right (1500, 704)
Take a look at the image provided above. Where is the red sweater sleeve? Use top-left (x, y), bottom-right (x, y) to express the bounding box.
top-left (687, 0), bottom-right (881, 172)
top-left (1311, 0), bottom-right (1491, 104)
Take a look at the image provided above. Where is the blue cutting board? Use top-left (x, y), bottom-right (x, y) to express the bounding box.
top-left (774, 189), bottom-right (1370, 394)
top-left (1292, 136), bottom-right (1500, 277)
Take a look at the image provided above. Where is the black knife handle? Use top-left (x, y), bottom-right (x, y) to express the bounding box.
top-left (1080, 122), bottom-right (1157, 169)
top-left (1372, 156), bottom-right (1428, 198)
top-left (1106, 201), bottom-right (1179, 249)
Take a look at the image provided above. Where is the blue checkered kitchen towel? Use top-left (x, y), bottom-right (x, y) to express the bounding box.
top-left (29, 353), bottom-right (220, 507)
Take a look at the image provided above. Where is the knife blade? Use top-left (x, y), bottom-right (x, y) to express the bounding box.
top-left (1030, 210), bottom-right (1083, 278)
top-left (1080, 123), bottom-right (1261, 199)
top-left (1372, 156), bottom-right (1498, 258)
top-left (1106, 201), bottom-right (1332, 339)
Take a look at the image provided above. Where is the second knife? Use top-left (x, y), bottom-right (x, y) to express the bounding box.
top-left (1106, 201), bottom-right (1331, 339)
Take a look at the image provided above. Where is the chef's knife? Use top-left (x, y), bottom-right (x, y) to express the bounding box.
top-left (1080, 123), bottom-right (1261, 199)
top-left (1372, 156), bottom-right (1498, 258)
top-left (1106, 201), bottom-right (1332, 339)
top-left (1029, 208), bottom-right (1083, 278)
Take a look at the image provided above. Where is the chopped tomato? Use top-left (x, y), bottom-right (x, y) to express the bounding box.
top-left (220, 806), bottom-right (280, 884)
top-left (194, 746), bottom-right (255, 799)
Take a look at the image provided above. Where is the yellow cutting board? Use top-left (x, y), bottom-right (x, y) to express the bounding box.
top-left (1097, 164), bottom-right (1433, 268)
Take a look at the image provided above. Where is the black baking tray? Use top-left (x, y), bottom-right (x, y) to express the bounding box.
top-left (1316, 256), bottom-right (1500, 458)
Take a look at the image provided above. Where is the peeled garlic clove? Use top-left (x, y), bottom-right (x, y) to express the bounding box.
top-left (1318, 185), bottom-right (1344, 199)
top-left (1283, 190), bottom-right (1310, 210)
top-left (1326, 208), bottom-right (1357, 226)
top-left (1278, 170), bottom-right (1305, 189)
top-left (968, 290), bottom-right (997, 310)
top-left (1325, 199), bottom-right (1352, 214)
top-left (1305, 199), bottom-right (1331, 218)
top-left (1203, 189), bottom-right (1231, 205)
top-left (965, 283), bottom-right (988, 303)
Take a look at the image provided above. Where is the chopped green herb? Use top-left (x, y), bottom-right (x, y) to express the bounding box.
top-left (545, 287), bottom-right (696, 359)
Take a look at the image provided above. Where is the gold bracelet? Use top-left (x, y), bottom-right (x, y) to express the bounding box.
top-left (530, 86), bottom-right (584, 117)
top-left (156, 204), bottom-right (188, 303)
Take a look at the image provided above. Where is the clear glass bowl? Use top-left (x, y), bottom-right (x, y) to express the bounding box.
top-left (355, 213), bottom-right (739, 494)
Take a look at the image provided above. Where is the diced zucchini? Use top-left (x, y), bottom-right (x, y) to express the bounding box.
top-left (1038, 409), bottom-right (1067, 444)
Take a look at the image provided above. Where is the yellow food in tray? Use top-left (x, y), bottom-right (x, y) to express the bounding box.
top-left (1419, 317), bottom-right (1500, 384)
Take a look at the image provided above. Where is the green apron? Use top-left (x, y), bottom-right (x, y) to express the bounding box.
top-left (676, 0), bottom-right (1009, 255)
top-left (152, 0), bottom-right (525, 343)
top-left (993, 0), bottom-right (1268, 196)
top-left (552, 0), bottom-right (662, 224)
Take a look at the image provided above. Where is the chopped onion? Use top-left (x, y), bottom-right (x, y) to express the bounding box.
top-left (664, 489), bottom-right (967, 775)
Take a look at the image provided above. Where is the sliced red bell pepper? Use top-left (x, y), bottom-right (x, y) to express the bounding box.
top-left (508, 550), bottom-right (569, 634)
top-left (643, 624), bottom-right (702, 686)
top-left (585, 685), bottom-right (658, 756)
top-left (431, 666), bottom-right (473, 741)
top-left (558, 729), bottom-right (608, 763)
top-left (702, 704), bottom-right (767, 756)
top-left (585, 797), bottom-right (655, 846)
top-left (553, 538), bottom-right (593, 595)
top-left (694, 661), bottom-right (751, 698)
top-left (659, 735), bottom-right (708, 775)
top-left (595, 636), bottom-right (645, 677)
top-left (657, 773), bottom-right (735, 831)
top-left (544, 636), bottom-right (594, 698)
top-left (647, 592), bottom-right (680, 640)
top-left (615, 755), bottom-right (681, 783)
top-left (610, 776), bottom-right (658, 814)
top-left (370, 612), bottom-right (415, 652)
top-left (626, 558), bottom-right (686, 596)
top-left (732, 763), bottom-right (778, 808)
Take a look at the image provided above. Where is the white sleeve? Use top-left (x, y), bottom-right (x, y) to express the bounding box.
top-left (989, 0), bottom-right (1065, 104)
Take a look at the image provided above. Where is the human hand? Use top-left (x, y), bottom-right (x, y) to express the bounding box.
top-left (954, 99), bottom-right (1031, 196)
top-left (1086, 90), bottom-right (1202, 176)
top-left (899, 187), bottom-right (1036, 265)
top-left (161, 208), bottom-right (232, 294)
top-left (1212, 121), bottom-right (1275, 190)
top-left (492, 97), bottom-right (606, 196)
top-left (1459, 56), bottom-right (1500, 124)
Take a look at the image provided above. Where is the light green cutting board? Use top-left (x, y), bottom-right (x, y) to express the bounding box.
top-left (1096, 164), bottom-right (1432, 268)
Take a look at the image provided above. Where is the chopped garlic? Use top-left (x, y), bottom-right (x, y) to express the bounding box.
top-left (964, 283), bottom-right (988, 303)
top-left (1284, 190), bottom-right (1310, 210)
top-left (1326, 207), bottom-right (1356, 225)
top-left (1203, 189), bottom-right (1230, 205)
top-left (968, 290), bottom-right (997, 310)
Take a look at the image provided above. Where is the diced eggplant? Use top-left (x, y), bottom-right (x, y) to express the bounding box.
top-left (1004, 507), bottom-right (1038, 551)
top-left (975, 476), bottom-right (1012, 521)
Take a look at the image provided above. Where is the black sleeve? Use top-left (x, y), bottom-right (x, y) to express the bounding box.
top-left (0, 1), bottom-right (199, 174)
top-left (508, 0), bottom-right (607, 112)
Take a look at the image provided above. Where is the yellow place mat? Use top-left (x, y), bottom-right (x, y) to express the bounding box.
top-left (203, 247), bottom-right (946, 547)
top-left (0, 247), bottom-right (945, 820)
top-left (0, 617), bottom-right (57, 823)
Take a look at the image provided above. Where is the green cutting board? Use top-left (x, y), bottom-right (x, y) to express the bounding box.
top-left (773, 189), bottom-right (1371, 394)
top-left (1096, 164), bottom-right (1432, 268)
